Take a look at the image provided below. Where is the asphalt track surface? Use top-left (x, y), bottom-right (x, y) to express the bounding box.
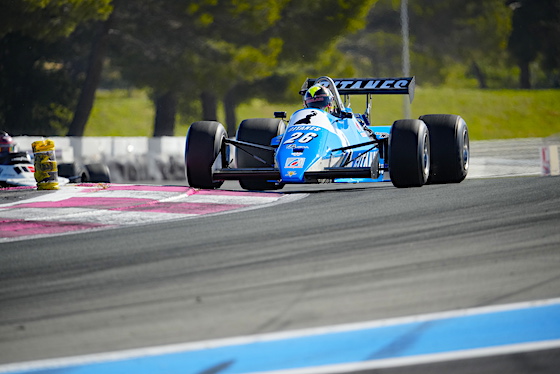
top-left (1, 176), bottom-right (560, 373)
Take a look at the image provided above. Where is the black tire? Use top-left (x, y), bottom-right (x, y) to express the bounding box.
top-left (236, 118), bottom-right (285, 190)
top-left (58, 162), bottom-right (87, 183)
top-left (420, 114), bottom-right (469, 184)
top-left (389, 119), bottom-right (430, 188)
top-left (84, 163), bottom-right (111, 183)
top-left (185, 121), bottom-right (226, 189)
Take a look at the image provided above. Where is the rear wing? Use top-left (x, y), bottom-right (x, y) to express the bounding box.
top-left (301, 77), bottom-right (415, 102)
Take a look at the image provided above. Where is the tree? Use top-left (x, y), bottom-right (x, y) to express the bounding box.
top-left (0, 0), bottom-right (112, 41)
top-left (108, 0), bottom-right (378, 137)
top-left (338, 0), bottom-right (403, 79)
top-left (507, 0), bottom-right (560, 88)
top-left (110, 0), bottom-right (266, 135)
top-left (411, 0), bottom-right (512, 88)
top-left (339, 0), bottom-right (512, 88)
top-left (0, 34), bottom-right (76, 135)
top-left (107, 1), bottom-right (192, 136)
top-left (222, 0), bottom-right (377, 131)
top-left (0, 0), bottom-right (113, 135)
top-left (67, 13), bottom-right (115, 136)
top-left (107, 0), bottom-right (286, 136)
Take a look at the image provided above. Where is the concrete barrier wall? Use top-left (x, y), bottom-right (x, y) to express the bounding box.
top-left (14, 136), bottom-right (184, 161)
top-left (14, 136), bottom-right (186, 183)
top-left (468, 137), bottom-right (560, 178)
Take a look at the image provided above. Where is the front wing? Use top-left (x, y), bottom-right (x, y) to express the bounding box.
top-left (213, 166), bottom-right (376, 182)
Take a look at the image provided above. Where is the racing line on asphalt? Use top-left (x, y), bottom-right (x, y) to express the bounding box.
top-left (2, 181), bottom-right (559, 373)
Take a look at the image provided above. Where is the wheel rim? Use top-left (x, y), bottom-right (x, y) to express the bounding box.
top-left (461, 128), bottom-right (469, 171)
top-left (422, 132), bottom-right (430, 179)
top-left (212, 133), bottom-right (223, 172)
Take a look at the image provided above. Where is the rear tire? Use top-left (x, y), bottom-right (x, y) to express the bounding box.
top-left (236, 118), bottom-right (285, 190)
top-left (420, 114), bottom-right (469, 184)
top-left (389, 119), bottom-right (430, 188)
top-left (185, 121), bottom-right (226, 189)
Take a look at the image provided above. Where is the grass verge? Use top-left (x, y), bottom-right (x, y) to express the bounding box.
top-left (87, 88), bottom-right (560, 140)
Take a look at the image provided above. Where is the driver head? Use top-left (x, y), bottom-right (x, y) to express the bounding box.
top-left (303, 84), bottom-right (334, 113)
top-left (0, 131), bottom-right (15, 154)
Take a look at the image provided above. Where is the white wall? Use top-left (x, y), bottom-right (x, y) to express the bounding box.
top-left (14, 136), bottom-right (186, 182)
top-left (14, 136), bottom-right (184, 161)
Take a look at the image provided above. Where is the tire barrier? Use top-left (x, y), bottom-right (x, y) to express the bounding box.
top-left (105, 155), bottom-right (185, 183)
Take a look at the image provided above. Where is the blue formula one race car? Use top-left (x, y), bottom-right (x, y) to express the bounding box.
top-left (185, 76), bottom-right (469, 190)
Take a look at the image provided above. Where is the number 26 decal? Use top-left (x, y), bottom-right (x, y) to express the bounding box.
top-left (284, 132), bottom-right (318, 144)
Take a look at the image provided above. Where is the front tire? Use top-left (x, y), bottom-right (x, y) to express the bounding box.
top-left (420, 114), bottom-right (469, 184)
top-left (236, 118), bottom-right (285, 190)
top-left (389, 119), bottom-right (430, 188)
top-left (185, 121), bottom-right (226, 189)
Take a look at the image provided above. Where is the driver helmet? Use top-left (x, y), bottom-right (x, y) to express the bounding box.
top-left (0, 131), bottom-right (16, 154)
top-left (303, 84), bottom-right (334, 113)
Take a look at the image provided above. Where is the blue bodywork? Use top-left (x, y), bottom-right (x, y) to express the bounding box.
top-left (214, 76), bottom-right (415, 187)
top-left (275, 108), bottom-right (389, 184)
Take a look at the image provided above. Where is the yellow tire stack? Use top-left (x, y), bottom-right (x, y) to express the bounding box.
top-left (32, 139), bottom-right (59, 190)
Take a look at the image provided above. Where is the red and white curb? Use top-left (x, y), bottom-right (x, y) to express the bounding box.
top-left (0, 184), bottom-right (298, 242)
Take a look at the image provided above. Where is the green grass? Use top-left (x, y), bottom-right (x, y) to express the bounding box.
top-left (87, 88), bottom-right (560, 140)
top-left (86, 90), bottom-right (155, 136)
top-left (412, 88), bottom-right (560, 140)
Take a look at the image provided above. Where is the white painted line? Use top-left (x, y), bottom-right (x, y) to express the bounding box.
top-left (172, 194), bottom-right (285, 205)
top-left (1, 297), bottom-right (559, 374)
top-left (75, 189), bottom-right (186, 200)
top-left (46, 209), bottom-right (197, 225)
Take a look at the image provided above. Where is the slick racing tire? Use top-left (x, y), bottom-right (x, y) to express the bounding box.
top-left (185, 121), bottom-right (226, 189)
top-left (236, 118), bottom-right (285, 191)
top-left (84, 163), bottom-right (111, 183)
top-left (58, 162), bottom-right (87, 183)
top-left (58, 162), bottom-right (111, 183)
top-left (420, 114), bottom-right (469, 184)
top-left (389, 119), bottom-right (430, 188)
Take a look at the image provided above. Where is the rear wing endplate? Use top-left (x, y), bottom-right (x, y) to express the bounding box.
top-left (301, 77), bottom-right (415, 102)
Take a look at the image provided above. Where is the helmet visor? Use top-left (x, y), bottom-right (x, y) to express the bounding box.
top-left (305, 94), bottom-right (332, 109)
